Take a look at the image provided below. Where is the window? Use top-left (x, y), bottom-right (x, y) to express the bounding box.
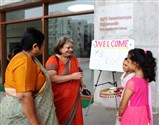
top-left (48, 14), bottom-right (94, 58)
top-left (6, 20), bottom-right (42, 62)
top-left (6, 6), bottom-right (42, 21)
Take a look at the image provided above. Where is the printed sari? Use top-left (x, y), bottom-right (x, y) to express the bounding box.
top-left (46, 55), bottom-right (84, 125)
top-left (0, 56), bottom-right (59, 125)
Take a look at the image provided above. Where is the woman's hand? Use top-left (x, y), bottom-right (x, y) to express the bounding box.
top-left (80, 83), bottom-right (86, 91)
top-left (71, 72), bottom-right (83, 80)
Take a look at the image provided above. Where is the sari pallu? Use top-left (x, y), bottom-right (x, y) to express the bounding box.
top-left (0, 57), bottom-right (59, 125)
top-left (46, 55), bottom-right (84, 125)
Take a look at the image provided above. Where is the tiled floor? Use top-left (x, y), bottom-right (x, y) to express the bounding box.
top-left (83, 104), bottom-right (117, 125)
top-left (83, 103), bottom-right (159, 125)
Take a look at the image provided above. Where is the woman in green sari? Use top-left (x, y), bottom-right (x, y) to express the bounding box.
top-left (0, 29), bottom-right (59, 125)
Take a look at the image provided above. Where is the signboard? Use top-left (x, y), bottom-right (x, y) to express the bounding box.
top-left (97, 3), bottom-right (133, 36)
top-left (89, 39), bottom-right (134, 72)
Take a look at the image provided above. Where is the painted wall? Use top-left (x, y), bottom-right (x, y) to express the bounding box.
top-left (94, 0), bottom-right (159, 112)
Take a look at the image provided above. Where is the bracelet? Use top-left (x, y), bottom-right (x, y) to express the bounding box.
top-left (116, 112), bottom-right (122, 119)
top-left (118, 115), bottom-right (122, 119)
top-left (68, 75), bottom-right (72, 80)
top-left (116, 114), bottom-right (122, 119)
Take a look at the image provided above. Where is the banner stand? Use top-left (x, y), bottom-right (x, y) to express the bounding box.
top-left (85, 70), bottom-right (118, 116)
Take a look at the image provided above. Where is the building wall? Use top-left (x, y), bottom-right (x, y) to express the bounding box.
top-left (94, 0), bottom-right (159, 111)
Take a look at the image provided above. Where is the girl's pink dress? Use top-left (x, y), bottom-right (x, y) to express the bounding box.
top-left (120, 77), bottom-right (152, 125)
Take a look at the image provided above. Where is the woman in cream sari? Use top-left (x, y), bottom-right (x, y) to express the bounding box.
top-left (0, 29), bottom-right (59, 125)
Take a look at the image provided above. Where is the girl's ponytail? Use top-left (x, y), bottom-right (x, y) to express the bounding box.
top-left (128, 48), bottom-right (156, 82)
top-left (143, 50), bottom-right (156, 82)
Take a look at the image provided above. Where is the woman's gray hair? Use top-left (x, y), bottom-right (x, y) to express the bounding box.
top-left (54, 36), bottom-right (74, 54)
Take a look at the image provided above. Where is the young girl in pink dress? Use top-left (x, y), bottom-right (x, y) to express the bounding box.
top-left (115, 58), bottom-right (134, 125)
top-left (117, 48), bottom-right (156, 125)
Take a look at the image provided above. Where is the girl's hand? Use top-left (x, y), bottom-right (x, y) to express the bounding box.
top-left (114, 87), bottom-right (123, 97)
top-left (116, 112), bottom-right (122, 121)
top-left (115, 91), bottom-right (122, 97)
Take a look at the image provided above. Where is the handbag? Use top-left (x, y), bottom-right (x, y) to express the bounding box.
top-left (81, 89), bottom-right (91, 96)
